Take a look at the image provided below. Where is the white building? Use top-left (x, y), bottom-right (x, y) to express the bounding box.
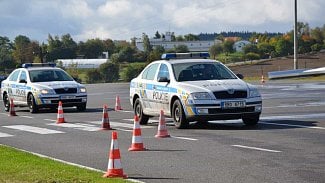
top-left (233, 40), bottom-right (251, 52)
top-left (136, 31), bottom-right (222, 52)
top-left (56, 59), bottom-right (109, 69)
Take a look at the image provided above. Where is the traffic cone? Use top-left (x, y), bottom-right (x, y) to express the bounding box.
top-left (115, 95), bottom-right (122, 111)
top-left (101, 104), bottom-right (112, 130)
top-left (129, 115), bottom-right (146, 151)
top-left (155, 110), bottom-right (170, 138)
top-left (9, 98), bottom-right (17, 116)
top-left (56, 101), bottom-right (65, 123)
top-left (103, 131), bottom-right (127, 178)
top-left (260, 75), bottom-right (265, 84)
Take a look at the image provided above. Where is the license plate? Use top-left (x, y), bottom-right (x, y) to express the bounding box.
top-left (61, 95), bottom-right (75, 99)
top-left (221, 101), bottom-right (245, 109)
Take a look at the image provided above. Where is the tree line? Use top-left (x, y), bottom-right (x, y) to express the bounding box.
top-left (1, 22), bottom-right (325, 83)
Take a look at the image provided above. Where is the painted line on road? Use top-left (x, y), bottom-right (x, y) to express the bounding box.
top-left (171, 136), bottom-right (198, 141)
top-left (3, 125), bottom-right (65, 134)
top-left (0, 132), bottom-right (14, 138)
top-left (116, 110), bottom-right (133, 113)
top-left (0, 144), bottom-right (145, 183)
top-left (44, 119), bottom-right (56, 122)
top-left (87, 121), bottom-right (153, 129)
top-left (48, 123), bottom-right (101, 132)
top-left (260, 122), bottom-right (325, 130)
top-left (19, 115), bottom-right (34, 119)
top-left (232, 145), bottom-right (281, 153)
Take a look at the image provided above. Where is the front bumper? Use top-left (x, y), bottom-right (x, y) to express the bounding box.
top-left (184, 101), bottom-right (262, 122)
top-left (36, 94), bottom-right (87, 107)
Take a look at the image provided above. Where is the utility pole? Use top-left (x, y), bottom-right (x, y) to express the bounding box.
top-left (293, 0), bottom-right (298, 69)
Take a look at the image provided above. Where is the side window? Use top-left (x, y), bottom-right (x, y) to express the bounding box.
top-left (157, 64), bottom-right (170, 80)
top-left (141, 63), bottom-right (159, 80)
top-left (19, 71), bottom-right (27, 81)
top-left (8, 70), bottom-right (20, 82)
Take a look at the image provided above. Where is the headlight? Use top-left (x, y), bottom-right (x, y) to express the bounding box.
top-left (40, 89), bottom-right (54, 95)
top-left (188, 92), bottom-right (212, 100)
top-left (80, 87), bottom-right (87, 93)
top-left (249, 88), bottom-right (261, 98)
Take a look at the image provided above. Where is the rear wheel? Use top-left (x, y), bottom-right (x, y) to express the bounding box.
top-left (134, 98), bottom-right (149, 125)
top-left (3, 93), bottom-right (10, 112)
top-left (172, 99), bottom-right (189, 129)
top-left (242, 114), bottom-right (260, 126)
top-left (27, 94), bottom-right (38, 113)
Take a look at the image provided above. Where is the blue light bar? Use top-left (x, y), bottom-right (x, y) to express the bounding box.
top-left (161, 52), bottom-right (210, 60)
top-left (22, 63), bottom-right (56, 68)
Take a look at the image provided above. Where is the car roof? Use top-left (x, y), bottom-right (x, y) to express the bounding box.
top-left (156, 59), bottom-right (220, 65)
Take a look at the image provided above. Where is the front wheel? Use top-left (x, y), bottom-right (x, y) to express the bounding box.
top-left (27, 94), bottom-right (38, 113)
top-left (242, 114), bottom-right (260, 126)
top-left (172, 99), bottom-right (189, 129)
top-left (3, 93), bottom-right (10, 112)
top-left (134, 98), bottom-right (149, 125)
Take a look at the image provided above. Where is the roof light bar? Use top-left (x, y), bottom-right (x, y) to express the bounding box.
top-left (22, 63), bottom-right (56, 68)
top-left (161, 52), bottom-right (210, 60)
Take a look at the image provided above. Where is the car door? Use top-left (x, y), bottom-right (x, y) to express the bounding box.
top-left (15, 70), bottom-right (28, 105)
top-left (6, 69), bottom-right (21, 102)
top-left (140, 63), bottom-right (159, 114)
top-left (154, 63), bottom-right (171, 114)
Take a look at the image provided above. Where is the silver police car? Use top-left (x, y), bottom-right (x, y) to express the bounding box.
top-left (1, 63), bottom-right (87, 113)
top-left (130, 53), bottom-right (262, 129)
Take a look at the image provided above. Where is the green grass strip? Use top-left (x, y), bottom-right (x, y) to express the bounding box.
top-left (0, 145), bottom-right (130, 183)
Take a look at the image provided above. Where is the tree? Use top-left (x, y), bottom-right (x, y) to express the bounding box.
top-left (222, 40), bottom-right (235, 54)
top-left (184, 34), bottom-right (199, 41)
top-left (174, 45), bottom-right (189, 53)
top-left (175, 35), bottom-right (185, 41)
top-left (80, 38), bottom-right (104, 59)
top-left (275, 37), bottom-right (293, 56)
top-left (12, 35), bottom-right (32, 64)
top-left (142, 33), bottom-right (152, 54)
top-left (99, 62), bottom-right (119, 82)
top-left (243, 44), bottom-right (258, 54)
top-left (0, 36), bottom-right (14, 70)
top-left (209, 44), bottom-right (223, 59)
top-left (257, 42), bottom-right (275, 58)
top-left (310, 27), bottom-right (324, 44)
top-left (154, 31), bottom-right (161, 39)
top-left (147, 45), bottom-right (165, 63)
top-left (103, 38), bottom-right (116, 56)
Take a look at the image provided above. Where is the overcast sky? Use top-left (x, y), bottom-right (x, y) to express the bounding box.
top-left (0, 0), bottom-right (324, 42)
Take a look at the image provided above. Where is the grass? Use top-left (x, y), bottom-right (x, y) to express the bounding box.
top-left (0, 145), bottom-right (130, 183)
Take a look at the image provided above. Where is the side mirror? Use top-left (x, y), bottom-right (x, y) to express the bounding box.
top-left (19, 79), bottom-right (27, 84)
top-left (158, 77), bottom-right (170, 83)
top-left (236, 74), bottom-right (244, 79)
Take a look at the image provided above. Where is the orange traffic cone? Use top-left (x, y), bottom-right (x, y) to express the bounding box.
top-left (115, 95), bottom-right (122, 111)
top-left (155, 110), bottom-right (170, 138)
top-left (101, 104), bottom-right (112, 130)
top-left (129, 115), bottom-right (146, 151)
top-left (9, 98), bottom-right (17, 116)
top-left (56, 101), bottom-right (65, 123)
top-left (103, 131), bottom-right (127, 178)
top-left (261, 75), bottom-right (265, 84)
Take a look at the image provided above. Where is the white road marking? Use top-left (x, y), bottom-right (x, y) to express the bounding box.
top-left (260, 122), bottom-right (325, 130)
top-left (19, 116), bottom-right (34, 119)
top-left (87, 121), bottom-right (153, 129)
top-left (3, 125), bottom-right (64, 134)
top-left (0, 132), bottom-right (13, 137)
top-left (171, 136), bottom-right (198, 141)
top-left (232, 145), bottom-right (282, 153)
top-left (262, 113), bottom-right (325, 121)
top-left (116, 110), bottom-right (133, 113)
top-left (44, 119), bottom-right (56, 122)
top-left (48, 123), bottom-right (101, 131)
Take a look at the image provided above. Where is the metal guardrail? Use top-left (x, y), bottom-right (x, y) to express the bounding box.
top-left (268, 67), bottom-right (325, 79)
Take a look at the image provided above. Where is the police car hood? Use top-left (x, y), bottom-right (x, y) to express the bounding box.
top-left (33, 81), bottom-right (82, 89)
top-left (177, 79), bottom-right (248, 93)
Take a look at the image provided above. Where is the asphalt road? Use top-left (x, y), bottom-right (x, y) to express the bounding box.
top-left (1, 81), bottom-right (325, 183)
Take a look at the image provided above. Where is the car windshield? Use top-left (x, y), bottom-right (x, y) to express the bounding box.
top-left (172, 62), bottom-right (237, 82)
top-left (29, 69), bottom-right (74, 82)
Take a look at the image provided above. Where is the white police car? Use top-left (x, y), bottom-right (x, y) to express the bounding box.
top-left (1, 63), bottom-right (87, 113)
top-left (130, 53), bottom-right (262, 129)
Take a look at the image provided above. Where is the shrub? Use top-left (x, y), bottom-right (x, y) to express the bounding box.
top-left (120, 62), bottom-right (147, 82)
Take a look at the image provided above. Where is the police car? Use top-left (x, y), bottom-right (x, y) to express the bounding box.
top-left (130, 53), bottom-right (262, 129)
top-left (1, 63), bottom-right (87, 113)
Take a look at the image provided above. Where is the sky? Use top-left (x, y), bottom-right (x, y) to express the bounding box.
top-left (0, 0), bottom-right (324, 43)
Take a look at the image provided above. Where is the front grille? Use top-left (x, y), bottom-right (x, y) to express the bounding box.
top-left (51, 99), bottom-right (82, 104)
top-left (208, 107), bottom-right (255, 114)
top-left (213, 90), bottom-right (247, 99)
top-left (54, 88), bottom-right (77, 94)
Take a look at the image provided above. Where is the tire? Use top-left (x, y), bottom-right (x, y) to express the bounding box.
top-left (172, 99), bottom-right (189, 129)
top-left (77, 103), bottom-right (87, 111)
top-left (134, 98), bottom-right (149, 125)
top-left (27, 94), bottom-right (38, 113)
top-left (242, 114), bottom-right (260, 126)
top-left (3, 93), bottom-right (10, 112)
